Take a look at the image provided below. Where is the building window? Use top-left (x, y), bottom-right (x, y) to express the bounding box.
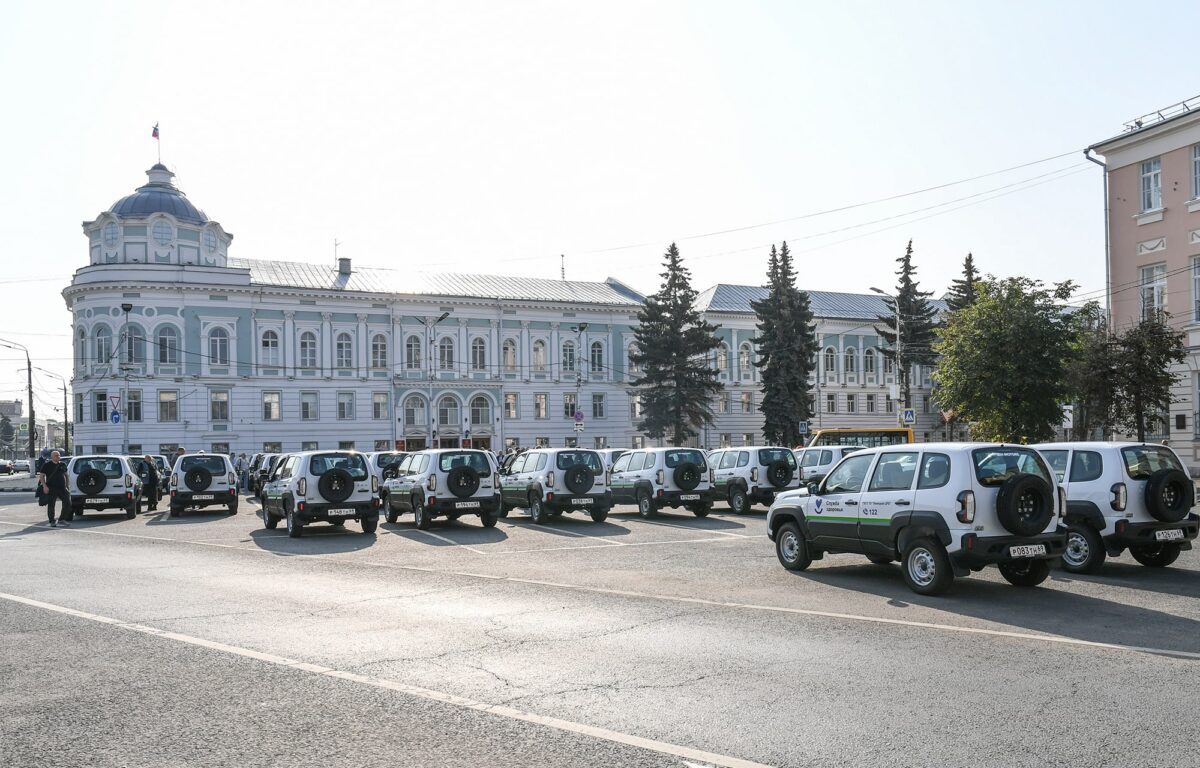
top-left (335, 332), bottom-right (354, 369)
top-left (886, 396), bottom-right (895, 413)
top-left (825, 393), bottom-right (836, 413)
top-left (628, 343), bottom-right (640, 376)
top-left (846, 394), bottom-right (856, 413)
top-left (717, 393), bottom-right (729, 414)
top-left (534, 393), bottom-right (548, 419)
top-left (471, 338), bottom-right (487, 371)
top-left (300, 331), bottom-right (318, 368)
top-left (208, 328), bottom-right (230, 366)
top-left (470, 396), bottom-right (491, 425)
top-left (504, 393), bottom-right (518, 419)
top-left (536, 436), bottom-right (551, 448)
top-left (739, 344), bottom-right (752, 378)
top-left (884, 356), bottom-right (894, 374)
top-left (1193, 144), bottom-right (1200, 200)
top-left (438, 338), bottom-right (454, 370)
top-left (405, 335), bottom-right (422, 369)
top-left (75, 393), bottom-right (84, 422)
top-left (742, 433), bottom-right (754, 446)
top-left (864, 349), bottom-right (876, 374)
top-left (262, 391), bottom-right (281, 421)
top-left (740, 392), bottom-right (753, 413)
top-left (263, 442), bottom-right (282, 453)
top-left (127, 445), bottom-right (142, 455)
top-left (210, 389), bottom-right (230, 422)
top-left (93, 392), bottom-right (108, 422)
top-left (300, 391), bottom-right (319, 420)
top-left (158, 390), bottom-right (178, 422)
top-left (372, 392), bottom-right (388, 420)
top-left (76, 328), bottom-right (87, 367)
top-left (370, 334), bottom-right (388, 369)
top-left (125, 325), bottom-right (146, 364)
top-left (716, 343), bottom-right (729, 373)
top-left (1141, 157), bottom-right (1162, 212)
top-left (922, 395), bottom-right (931, 414)
top-left (437, 396), bottom-right (458, 426)
top-left (502, 339), bottom-right (517, 372)
top-left (590, 341), bottom-right (604, 374)
top-left (1140, 263), bottom-right (1167, 320)
top-left (1194, 257), bottom-right (1200, 322)
top-left (404, 395), bottom-right (425, 426)
top-left (844, 348), bottom-right (857, 374)
top-left (336, 391), bottom-right (355, 419)
top-left (866, 394), bottom-right (876, 413)
top-left (592, 393), bottom-right (605, 419)
top-left (95, 326), bottom-right (112, 363)
top-left (532, 340), bottom-right (547, 372)
top-left (338, 441), bottom-right (355, 451)
top-left (126, 389), bottom-right (142, 422)
top-left (261, 330), bottom-right (280, 367)
top-left (562, 341), bottom-right (576, 373)
top-left (594, 436), bottom-right (608, 449)
top-left (823, 347), bottom-right (835, 373)
top-left (301, 441), bottom-right (319, 451)
top-left (564, 392), bottom-right (578, 418)
top-left (630, 394), bottom-right (642, 420)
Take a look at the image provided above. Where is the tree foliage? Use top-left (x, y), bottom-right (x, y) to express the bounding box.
top-left (1064, 302), bottom-right (1118, 440)
top-left (751, 242), bottom-right (818, 446)
top-left (630, 243), bottom-right (724, 445)
top-left (0, 415), bottom-right (12, 451)
top-left (945, 252), bottom-right (980, 313)
top-left (1111, 314), bottom-right (1186, 441)
top-left (873, 240), bottom-right (939, 407)
top-left (935, 276), bottom-right (1075, 443)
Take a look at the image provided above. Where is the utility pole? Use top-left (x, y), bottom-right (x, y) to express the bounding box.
top-left (572, 323), bottom-right (588, 447)
top-left (0, 339), bottom-right (33, 459)
top-left (121, 303), bottom-right (133, 453)
top-left (32, 366), bottom-right (69, 454)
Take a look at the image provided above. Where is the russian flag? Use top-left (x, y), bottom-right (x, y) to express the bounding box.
top-left (152, 123), bottom-right (159, 139)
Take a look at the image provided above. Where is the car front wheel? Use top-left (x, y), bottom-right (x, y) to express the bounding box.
top-left (902, 538), bottom-right (953, 595)
top-left (413, 497), bottom-right (432, 530)
top-left (775, 522), bottom-right (811, 571)
top-left (286, 506), bottom-right (303, 538)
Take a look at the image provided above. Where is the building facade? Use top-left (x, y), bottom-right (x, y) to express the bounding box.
top-left (66, 163), bottom-right (947, 456)
top-left (1089, 97), bottom-right (1200, 461)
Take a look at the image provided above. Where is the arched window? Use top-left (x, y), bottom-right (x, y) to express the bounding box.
top-left (532, 340), bottom-right (547, 372)
top-left (628, 343), bottom-right (640, 375)
top-left (844, 348), bottom-right (857, 373)
top-left (77, 328), bottom-right (87, 366)
top-left (403, 395), bottom-right (426, 426)
top-left (299, 331), bottom-right (318, 368)
top-left (864, 348), bottom-right (876, 374)
top-left (471, 338), bottom-right (487, 371)
top-left (823, 347), bottom-right (836, 372)
top-left (156, 326), bottom-right (179, 365)
top-left (94, 325), bottom-right (112, 363)
top-left (335, 332), bottom-right (354, 368)
top-left (562, 340), bottom-right (576, 373)
top-left (438, 338), bottom-right (455, 370)
top-left (261, 330), bottom-right (280, 367)
top-left (405, 335), bottom-right (422, 369)
top-left (590, 341), bottom-right (604, 374)
top-left (470, 396), bottom-right (491, 425)
top-left (125, 325), bottom-right (146, 364)
top-left (738, 343), bottom-right (752, 372)
top-left (438, 395), bottom-right (459, 426)
top-left (371, 334), bottom-right (388, 369)
top-left (716, 343), bottom-right (729, 372)
top-left (502, 339), bottom-right (517, 372)
top-left (208, 327), bottom-right (230, 366)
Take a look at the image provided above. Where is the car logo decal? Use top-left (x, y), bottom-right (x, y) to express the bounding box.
top-left (814, 498), bottom-right (823, 513)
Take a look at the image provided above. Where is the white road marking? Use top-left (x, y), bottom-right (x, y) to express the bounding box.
top-left (407, 528), bottom-right (491, 555)
top-left (1, 518), bottom-right (1198, 661)
top-left (491, 536), bottom-right (740, 556)
top-left (508, 519), bottom-right (630, 544)
top-left (637, 518), bottom-right (752, 538)
top-left (0, 591), bottom-right (773, 768)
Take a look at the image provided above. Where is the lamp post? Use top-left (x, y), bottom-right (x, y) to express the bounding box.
top-left (415, 312), bottom-right (450, 449)
top-left (570, 323), bottom-right (588, 447)
top-left (870, 287), bottom-right (906, 411)
top-left (120, 303), bottom-right (133, 453)
top-left (0, 338), bottom-right (34, 460)
top-left (33, 366), bottom-right (69, 454)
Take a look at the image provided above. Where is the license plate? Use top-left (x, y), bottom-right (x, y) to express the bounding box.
top-left (85, 497), bottom-right (107, 504)
top-left (327, 508), bottom-right (356, 517)
top-left (572, 497), bottom-right (594, 505)
top-left (680, 494), bottom-right (700, 501)
top-left (1009, 544), bottom-right (1046, 558)
top-left (1155, 529), bottom-right (1185, 541)
top-left (192, 494), bottom-right (214, 500)
top-left (455, 500), bottom-right (481, 509)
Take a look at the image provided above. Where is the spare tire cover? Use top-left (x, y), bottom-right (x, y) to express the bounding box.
top-left (318, 468), bottom-right (355, 504)
top-left (77, 468), bottom-right (108, 495)
top-left (1144, 468), bottom-right (1192, 523)
top-left (564, 465), bottom-right (595, 495)
top-left (673, 462), bottom-right (702, 491)
top-left (766, 460), bottom-right (794, 488)
top-left (447, 466), bottom-right (480, 499)
top-left (184, 467), bottom-right (213, 492)
top-left (995, 473), bottom-right (1053, 537)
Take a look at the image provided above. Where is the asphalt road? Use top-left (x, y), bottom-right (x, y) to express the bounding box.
top-left (1, 494), bottom-right (1197, 767)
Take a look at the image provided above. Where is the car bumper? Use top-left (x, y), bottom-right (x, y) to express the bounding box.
top-left (1106, 513), bottom-right (1199, 550)
top-left (547, 491), bottom-right (611, 511)
top-left (751, 485), bottom-right (799, 504)
top-left (72, 493), bottom-right (133, 509)
top-left (953, 528), bottom-right (1067, 567)
top-left (429, 494), bottom-right (500, 515)
top-left (171, 489), bottom-right (237, 508)
top-left (656, 488), bottom-right (713, 506)
top-left (295, 499), bottom-right (379, 522)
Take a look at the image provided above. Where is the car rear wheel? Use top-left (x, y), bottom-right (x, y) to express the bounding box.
top-left (728, 487), bottom-right (748, 515)
top-left (228, 501), bottom-right (238, 515)
top-left (385, 506), bottom-right (399, 524)
top-left (998, 558), bottom-right (1051, 587)
top-left (637, 490), bottom-right (654, 519)
top-left (529, 494), bottom-right (548, 525)
top-left (775, 522), bottom-right (811, 571)
top-left (413, 497), bottom-right (432, 530)
top-left (690, 504), bottom-right (710, 518)
top-left (125, 495), bottom-right (140, 519)
top-left (361, 516), bottom-right (378, 534)
top-left (902, 538), bottom-right (953, 595)
top-left (1130, 542), bottom-right (1182, 568)
top-left (169, 505), bottom-right (181, 518)
top-left (480, 511), bottom-right (499, 528)
top-left (590, 508), bottom-right (609, 523)
top-left (263, 508), bottom-right (279, 530)
top-left (1061, 523), bottom-right (1106, 574)
top-left (286, 506), bottom-right (303, 538)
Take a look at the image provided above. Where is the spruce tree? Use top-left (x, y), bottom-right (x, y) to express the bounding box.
top-left (873, 240), bottom-right (939, 409)
top-left (752, 242), bottom-right (817, 446)
top-left (945, 252), bottom-right (980, 313)
top-left (630, 243), bottom-right (724, 445)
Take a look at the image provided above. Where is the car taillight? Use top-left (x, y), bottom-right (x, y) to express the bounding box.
top-left (546, 471), bottom-right (555, 487)
top-left (428, 475), bottom-right (437, 492)
top-left (956, 490), bottom-right (975, 523)
top-left (371, 476), bottom-right (379, 493)
top-left (228, 472), bottom-right (236, 485)
top-left (709, 469), bottom-right (715, 483)
top-left (298, 478), bottom-right (307, 496)
top-left (751, 467), bottom-right (759, 482)
top-left (656, 469), bottom-right (664, 485)
top-left (1058, 486), bottom-right (1066, 517)
top-left (125, 474), bottom-right (133, 486)
top-left (1110, 482), bottom-right (1127, 511)
top-left (170, 474), bottom-right (177, 487)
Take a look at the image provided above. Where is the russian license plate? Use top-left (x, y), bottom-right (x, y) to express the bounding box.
top-left (85, 497), bottom-right (106, 504)
top-left (327, 508), bottom-right (356, 517)
top-left (1155, 529), bottom-right (1185, 541)
top-left (1009, 544), bottom-right (1046, 558)
top-left (572, 497), bottom-right (594, 505)
top-left (680, 494), bottom-right (700, 501)
top-left (455, 500), bottom-right (481, 509)
top-left (193, 494), bottom-right (214, 501)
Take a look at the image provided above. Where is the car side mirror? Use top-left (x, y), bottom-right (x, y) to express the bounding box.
top-left (807, 482), bottom-right (821, 495)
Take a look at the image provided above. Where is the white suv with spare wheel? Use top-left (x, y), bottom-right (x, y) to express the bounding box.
top-left (709, 446), bottom-right (800, 514)
top-left (67, 455), bottom-right (144, 519)
top-left (382, 449), bottom-right (500, 529)
top-left (1033, 441), bottom-right (1198, 572)
top-left (498, 448), bottom-right (612, 523)
top-left (609, 447), bottom-right (713, 518)
top-left (766, 443), bottom-right (1067, 595)
top-left (261, 451), bottom-right (380, 537)
top-left (169, 453), bottom-right (238, 517)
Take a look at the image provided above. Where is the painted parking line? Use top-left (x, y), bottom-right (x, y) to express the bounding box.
top-left (505, 519), bottom-right (630, 545)
top-left (636, 518), bottom-right (753, 538)
top-left (406, 528), bottom-right (491, 555)
top-left (489, 536), bottom-right (741, 556)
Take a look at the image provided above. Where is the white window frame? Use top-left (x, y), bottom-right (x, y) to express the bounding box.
top-left (335, 332), bottom-right (354, 369)
top-left (405, 335), bottom-right (422, 369)
top-left (1194, 144), bottom-right (1200, 200)
top-left (1141, 157), bottom-right (1162, 212)
top-left (470, 396), bottom-right (491, 426)
top-left (260, 330), bottom-right (280, 368)
top-left (209, 389), bottom-right (230, 422)
top-left (208, 328), bottom-right (230, 367)
top-left (158, 390), bottom-right (178, 422)
top-left (300, 391), bottom-right (319, 421)
top-left (471, 338), bottom-right (487, 371)
top-left (563, 392), bottom-right (578, 419)
top-left (370, 334), bottom-right (388, 369)
top-left (504, 393), bottom-right (518, 419)
top-left (404, 395), bottom-right (426, 426)
top-left (592, 392), bottom-right (605, 419)
top-left (262, 391), bottom-right (281, 421)
top-left (372, 392), bottom-right (388, 420)
top-left (336, 391), bottom-right (355, 420)
top-left (1140, 262), bottom-right (1167, 320)
top-left (299, 331), bottom-right (318, 369)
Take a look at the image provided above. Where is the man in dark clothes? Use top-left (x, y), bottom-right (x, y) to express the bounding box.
top-left (141, 454), bottom-right (160, 511)
top-left (36, 450), bottom-right (72, 528)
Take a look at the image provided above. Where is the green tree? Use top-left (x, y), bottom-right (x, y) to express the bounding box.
top-left (1064, 302), bottom-right (1118, 440)
top-left (945, 252), bottom-right (980, 313)
top-left (751, 242), bottom-right (818, 446)
top-left (874, 240), bottom-right (939, 408)
top-left (1111, 314), bottom-right (1185, 442)
top-left (0, 415), bottom-right (12, 458)
top-left (630, 243), bottom-right (724, 445)
top-left (934, 276), bottom-right (1076, 443)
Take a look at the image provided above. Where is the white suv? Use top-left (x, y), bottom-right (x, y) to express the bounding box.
top-left (498, 448), bottom-right (612, 523)
top-left (367, 451), bottom-right (407, 496)
top-left (382, 449), bottom-right (500, 529)
top-left (709, 446), bottom-right (800, 514)
top-left (767, 443), bottom-right (1066, 595)
top-left (1034, 441), bottom-right (1198, 572)
top-left (169, 453), bottom-right (238, 517)
top-left (68, 455), bottom-right (144, 519)
top-left (794, 445), bottom-right (861, 484)
top-left (262, 451), bottom-right (380, 538)
top-left (609, 447), bottom-right (713, 518)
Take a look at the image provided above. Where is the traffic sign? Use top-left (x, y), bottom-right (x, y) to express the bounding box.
top-left (109, 395), bottom-right (121, 410)
top-left (573, 422), bottom-right (584, 432)
top-left (110, 411), bottom-right (121, 425)
top-left (574, 410), bottom-right (584, 423)
top-left (901, 408), bottom-right (916, 425)
top-left (797, 420), bottom-right (809, 435)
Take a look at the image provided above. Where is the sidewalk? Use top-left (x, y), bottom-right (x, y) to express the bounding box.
top-left (0, 474), bottom-right (38, 493)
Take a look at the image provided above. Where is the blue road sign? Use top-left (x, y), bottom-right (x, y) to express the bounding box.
top-left (797, 420), bottom-right (809, 435)
top-left (110, 411), bottom-right (121, 425)
top-left (901, 408), bottom-right (916, 425)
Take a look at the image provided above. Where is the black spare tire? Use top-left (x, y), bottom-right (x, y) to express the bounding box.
top-left (1144, 468), bottom-right (1192, 523)
top-left (446, 466), bottom-right (480, 499)
top-left (996, 473), bottom-right (1053, 537)
top-left (564, 464), bottom-right (594, 495)
top-left (673, 462), bottom-right (702, 491)
top-left (766, 460), bottom-right (794, 488)
top-left (77, 468), bottom-right (107, 495)
top-left (318, 468), bottom-right (355, 504)
top-left (184, 467), bottom-right (213, 492)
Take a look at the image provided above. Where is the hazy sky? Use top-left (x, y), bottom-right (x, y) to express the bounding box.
top-left (2, 0), bottom-right (1198, 417)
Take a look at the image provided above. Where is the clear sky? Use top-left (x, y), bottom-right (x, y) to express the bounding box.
top-left (2, 0), bottom-right (1198, 419)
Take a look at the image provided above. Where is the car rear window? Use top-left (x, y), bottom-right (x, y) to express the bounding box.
top-left (310, 453), bottom-right (368, 480)
top-left (374, 452), bottom-right (405, 469)
top-left (438, 451), bottom-right (492, 476)
top-left (1121, 446), bottom-right (1183, 479)
top-left (179, 456), bottom-right (227, 474)
top-left (74, 457), bottom-right (123, 478)
top-left (971, 448), bottom-right (1053, 487)
top-left (1070, 451), bottom-right (1104, 483)
top-left (556, 451), bottom-right (603, 473)
top-left (758, 448), bottom-right (796, 467)
top-left (664, 450), bottom-right (706, 470)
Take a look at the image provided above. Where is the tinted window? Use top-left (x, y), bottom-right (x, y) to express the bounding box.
top-left (736, 452), bottom-right (749, 468)
top-left (868, 452), bottom-right (918, 491)
top-left (310, 453), bottom-right (369, 480)
top-left (719, 451), bottom-right (738, 469)
top-left (438, 451), bottom-right (492, 477)
top-left (1069, 451), bottom-right (1103, 483)
top-left (611, 454), bottom-right (631, 473)
top-left (1041, 450), bottom-right (1068, 482)
top-left (665, 450), bottom-right (706, 469)
top-left (557, 451), bottom-right (603, 473)
top-left (819, 450), bottom-right (833, 465)
top-left (822, 453), bottom-right (874, 494)
top-left (971, 448), bottom-right (1053, 486)
top-left (800, 451), bottom-right (821, 468)
top-left (1121, 446), bottom-right (1183, 479)
top-left (759, 448), bottom-right (797, 467)
top-left (179, 456), bottom-right (227, 474)
top-left (917, 453), bottom-right (951, 489)
top-left (375, 452), bottom-right (405, 469)
top-left (74, 457), bottom-right (123, 478)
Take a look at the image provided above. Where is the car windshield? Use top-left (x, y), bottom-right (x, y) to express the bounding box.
top-left (971, 448), bottom-right (1053, 486)
top-left (180, 456), bottom-right (227, 474)
top-left (758, 448), bottom-right (796, 467)
top-left (1120, 446), bottom-right (1183, 479)
top-left (74, 457), bottom-right (123, 478)
top-left (1040, 450), bottom-right (1068, 482)
top-left (556, 451), bottom-right (603, 473)
top-left (374, 452), bottom-right (405, 469)
top-left (438, 451), bottom-right (492, 476)
top-left (664, 450), bottom-right (706, 470)
top-left (310, 453), bottom-right (369, 480)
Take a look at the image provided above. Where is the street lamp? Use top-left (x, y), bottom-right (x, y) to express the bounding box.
top-left (33, 366), bottom-right (70, 454)
top-left (870, 287), bottom-right (906, 410)
top-left (570, 323), bottom-right (588, 446)
top-left (0, 338), bottom-right (34, 460)
top-left (408, 312), bottom-right (451, 449)
top-left (120, 303), bottom-right (133, 454)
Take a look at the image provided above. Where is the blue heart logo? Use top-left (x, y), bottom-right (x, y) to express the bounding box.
top-left (814, 498), bottom-right (823, 513)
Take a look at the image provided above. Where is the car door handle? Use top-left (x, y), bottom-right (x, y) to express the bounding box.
top-left (896, 500), bottom-right (911, 506)
top-left (845, 500), bottom-right (859, 506)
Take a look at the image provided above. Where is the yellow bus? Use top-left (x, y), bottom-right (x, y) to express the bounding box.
top-left (805, 427), bottom-right (914, 449)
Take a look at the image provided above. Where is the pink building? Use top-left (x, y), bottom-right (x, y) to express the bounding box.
top-left (1089, 97), bottom-right (1200, 460)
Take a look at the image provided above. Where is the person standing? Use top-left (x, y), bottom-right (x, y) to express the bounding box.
top-left (234, 453), bottom-right (248, 492)
top-left (36, 450), bottom-right (71, 528)
top-left (141, 454), bottom-right (160, 511)
top-left (173, 446), bottom-right (186, 467)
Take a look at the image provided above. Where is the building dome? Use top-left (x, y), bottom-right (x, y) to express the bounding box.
top-left (108, 164), bottom-right (208, 224)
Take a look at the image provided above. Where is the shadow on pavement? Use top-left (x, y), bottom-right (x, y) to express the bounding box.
top-left (248, 525), bottom-right (377, 555)
top-left (1049, 559), bottom-right (1200, 600)
top-left (383, 519), bottom-right (508, 545)
top-left (501, 514), bottom-right (633, 540)
top-left (630, 514), bottom-right (754, 533)
top-left (0, 523), bottom-right (58, 540)
top-left (144, 509), bottom-right (238, 525)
